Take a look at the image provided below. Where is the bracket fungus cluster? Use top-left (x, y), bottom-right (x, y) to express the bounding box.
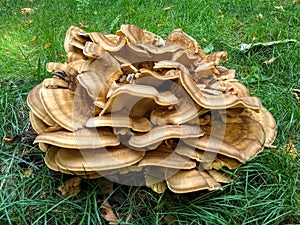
top-left (27, 24), bottom-right (276, 193)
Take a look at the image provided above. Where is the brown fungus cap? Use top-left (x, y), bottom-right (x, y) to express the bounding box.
top-left (27, 84), bottom-right (57, 127)
top-left (166, 169), bottom-right (221, 193)
top-left (54, 146), bottom-right (145, 172)
top-left (34, 128), bottom-right (120, 149)
top-left (40, 84), bottom-right (93, 131)
top-left (128, 124), bottom-right (204, 149)
top-left (138, 144), bottom-right (196, 169)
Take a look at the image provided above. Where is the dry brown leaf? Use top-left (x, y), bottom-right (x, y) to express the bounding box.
top-left (2, 137), bottom-right (13, 143)
top-left (97, 178), bottom-right (118, 223)
top-left (293, 0), bottom-right (300, 3)
top-left (20, 8), bottom-right (34, 14)
top-left (101, 201), bottom-right (120, 224)
top-left (79, 21), bottom-right (88, 28)
top-left (57, 177), bottom-right (82, 197)
top-left (44, 43), bottom-right (51, 49)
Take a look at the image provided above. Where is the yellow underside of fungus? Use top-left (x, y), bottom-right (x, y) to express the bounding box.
top-left (27, 24), bottom-right (276, 194)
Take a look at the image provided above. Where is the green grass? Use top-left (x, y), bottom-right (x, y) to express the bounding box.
top-left (1, 0), bottom-right (299, 224)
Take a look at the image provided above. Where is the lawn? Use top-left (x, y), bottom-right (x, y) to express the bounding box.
top-left (0, 0), bottom-right (299, 224)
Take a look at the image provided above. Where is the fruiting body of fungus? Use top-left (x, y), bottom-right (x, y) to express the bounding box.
top-left (27, 24), bottom-right (276, 193)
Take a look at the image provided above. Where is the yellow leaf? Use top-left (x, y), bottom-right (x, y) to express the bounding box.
top-left (79, 21), bottom-right (88, 28)
top-left (20, 8), bottom-right (34, 14)
top-left (3, 35), bottom-right (10, 40)
top-left (25, 19), bottom-right (34, 25)
top-left (286, 140), bottom-right (299, 158)
top-left (201, 38), bottom-right (208, 43)
top-left (263, 57), bottom-right (276, 64)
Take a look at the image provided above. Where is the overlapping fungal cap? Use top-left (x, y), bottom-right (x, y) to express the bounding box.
top-left (27, 24), bottom-right (276, 193)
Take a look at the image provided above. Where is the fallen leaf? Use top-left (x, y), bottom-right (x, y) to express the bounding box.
top-left (24, 168), bottom-right (32, 177)
top-left (263, 57), bottom-right (277, 64)
top-left (217, 14), bottom-right (225, 20)
top-left (201, 38), bottom-right (208, 43)
top-left (79, 21), bottom-right (88, 28)
top-left (293, 0), bottom-right (300, 3)
top-left (233, 17), bottom-right (243, 25)
top-left (286, 141), bottom-right (298, 158)
top-left (44, 43), bottom-right (51, 49)
top-left (274, 6), bottom-right (284, 11)
top-left (3, 35), bottom-right (10, 40)
top-left (164, 215), bottom-right (178, 225)
top-left (101, 201), bottom-right (120, 225)
top-left (20, 8), bottom-right (34, 14)
top-left (2, 137), bottom-right (13, 143)
top-left (163, 6), bottom-right (171, 11)
top-left (292, 89), bottom-right (300, 104)
top-left (57, 177), bottom-right (82, 197)
top-left (32, 36), bottom-right (37, 42)
top-left (257, 13), bottom-right (263, 20)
